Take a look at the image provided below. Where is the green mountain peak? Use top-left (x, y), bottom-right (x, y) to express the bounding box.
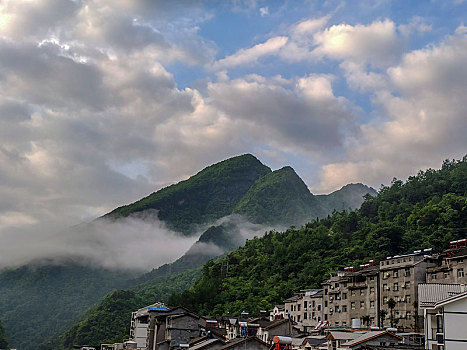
top-left (104, 154), bottom-right (271, 234)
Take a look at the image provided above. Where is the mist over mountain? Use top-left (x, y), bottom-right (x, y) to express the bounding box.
top-left (0, 153), bottom-right (377, 350)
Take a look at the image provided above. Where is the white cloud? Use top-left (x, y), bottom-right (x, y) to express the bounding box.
top-left (212, 36), bottom-right (288, 70)
top-left (312, 19), bottom-right (402, 67)
top-left (313, 27), bottom-right (467, 193)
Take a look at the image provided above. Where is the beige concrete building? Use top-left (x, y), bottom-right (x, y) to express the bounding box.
top-left (379, 249), bottom-right (436, 331)
top-left (426, 244), bottom-right (467, 285)
top-left (322, 262), bottom-right (379, 328)
top-left (282, 290), bottom-right (323, 331)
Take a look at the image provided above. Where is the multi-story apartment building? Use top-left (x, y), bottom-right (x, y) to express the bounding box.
top-left (426, 241), bottom-right (467, 285)
top-left (322, 261), bottom-right (379, 328)
top-left (282, 290), bottom-right (323, 331)
top-left (379, 249), bottom-right (436, 331)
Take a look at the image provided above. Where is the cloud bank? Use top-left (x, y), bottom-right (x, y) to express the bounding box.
top-left (0, 1), bottom-right (466, 268)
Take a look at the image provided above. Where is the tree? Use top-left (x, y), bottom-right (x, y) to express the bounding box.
top-left (379, 310), bottom-right (387, 328)
top-left (361, 315), bottom-right (371, 327)
top-left (387, 298), bottom-right (396, 328)
top-left (0, 321), bottom-right (9, 350)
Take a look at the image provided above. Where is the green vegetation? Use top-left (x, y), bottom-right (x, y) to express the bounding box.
top-left (3, 153), bottom-right (381, 350)
top-left (0, 264), bottom-right (131, 350)
top-left (168, 157), bottom-right (467, 316)
top-left (53, 269), bottom-right (202, 350)
top-left (317, 183), bottom-right (377, 213)
top-left (105, 154), bottom-right (271, 234)
top-left (233, 166), bottom-right (326, 226)
top-left (0, 320), bottom-right (9, 350)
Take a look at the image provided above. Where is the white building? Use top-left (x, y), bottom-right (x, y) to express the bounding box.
top-left (419, 283), bottom-right (467, 350)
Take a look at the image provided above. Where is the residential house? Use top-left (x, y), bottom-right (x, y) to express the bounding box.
top-left (418, 283), bottom-right (467, 350)
top-left (322, 261), bottom-right (379, 328)
top-left (426, 242), bottom-right (467, 285)
top-left (379, 250), bottom-right (436, 330)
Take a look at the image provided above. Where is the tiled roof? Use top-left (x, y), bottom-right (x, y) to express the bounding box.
top-left (418, 283), bottom-right (464, 307)
top-left (341, 331), bottom-right (401, 347)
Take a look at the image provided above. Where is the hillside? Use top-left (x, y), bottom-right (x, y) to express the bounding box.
top-left (316, 183), bottom-right (377, 213)
top-left (105, 154), bottom-right (271, 234)
top-left (1, 153), bottom-right (377, 350)
top-left (168, 157), bottom-right (467, 316)
top-left (0, 321), bottom-right (9, 350)
top-left (0, 264), bottom-right (131, 350)
top-left (233, 166), bottom-right (326, 226)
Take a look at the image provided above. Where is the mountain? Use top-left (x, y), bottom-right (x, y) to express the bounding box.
top-left (168, 157), bottom-right (467, 316)
top-left (4, 153), bottom-right (378, 350)
top-left (316, 183), bottom-right (377, 213)
top-left (234, 166), bottom-right (326, 226)
top-left (105, 154), bottom-right (271, 234)
top-left (0, 263), bottom-right (131, 350)
top-left (0, 321), bottom-right (9, 350)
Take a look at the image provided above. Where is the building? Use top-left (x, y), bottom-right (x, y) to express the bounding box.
top-left (322, 261), bottom-right (379, 328)
top-left (129, 303), bottom-right (202, 350)
top-left (282, 290), bottom-right (324, 331)
top-left (379, 250), bottom-right (436, 330)
top-left (216, 337), bottom-right (269, 350)
top-left (270, 305), bottom-right (286, 321)
top-left (256, 318), bottom-right (299, 343)
top-left (418, 283), bottom-right (467, 350)
top-left (426, 242), bottom-right (467, 285)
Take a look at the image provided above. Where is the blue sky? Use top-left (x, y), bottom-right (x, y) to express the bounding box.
top-left (0, 0), bottom-right (466, 251)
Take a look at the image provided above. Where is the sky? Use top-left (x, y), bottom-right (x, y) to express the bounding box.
top-left (0, 0), bottom-right (466, 264)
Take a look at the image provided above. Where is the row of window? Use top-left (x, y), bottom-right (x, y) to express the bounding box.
top-left (430, 268), bottom-right (464, 280)
top-left (382, 267), bottom-right (411, 279)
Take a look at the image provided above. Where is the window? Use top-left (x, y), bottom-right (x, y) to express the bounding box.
top-left (335, 305), bottom-right (339, 312)
top-left (324, 314), bottom-right (328, 321)
top-left (298, 304), bottom-right (301, 311)
top-left (312, 300), bottom-right (315, 307)
top-left (351, 290), bottom-right (356, 296)
top-left (342, 321), bottom-right (347, 326)
top-left (304, 301), bottom-right (307, 309)
top-left (335, 321), bottom-right (339, 326)
top-left (394, 270), bottom-right (399, 278)
top-left (318, 316), bottom-right (321, 322)
top-left (370, 287), bottom-right (375, 294)
top-left (370, 276), bottom-right (375, 281)
top-left (444, 271), bottom-right (450, 278)
top-left (342, 305), bottom-right (347, 312)
top-left (436, 315), bottom-right (444, 333)
top-left (394, 283), bottom-right (399, 291)
top-left (405, 281), bottom-right (410, 289)
top-left (360, 301), bottom-right (364, 309)
top-left (297, 315), bottom-right (301, 322)
top-left (405, 268), bottom-right (411, 277)
top-left (342, 293), bottom-right (347, 300)
top-left (303, 312), bottom-right (307, 320)
top-left (312, 311), bottom-right (315, 318)
top-left (406, 295), bottom-right (411, 303)
top-left (325, 289), bottom-right (328, 295)
top-left (383, 283), bottom-right (388, 291)
top-left (324, 301), bottom-right (328, 307)
top-left (458, 268), bottom-right (464, 277)
top-left (343, 282), bottom-right (347, 288)
top-left (360, 289), bottom-right (364, 296)
top-left (351, 302), bottom-right (356, 310)
top-left (318, 305), bottom-right (321, 311)
top-left (406, 312), bottom-right (411, 320)
top-left (383, 296), bottom-right (388, 304)
top-left (431, 273), bottom-right (437, 280)
top-left (370, 300), bottom-right (375, 308)
top-left (335, 282), bottom-right (339, 288)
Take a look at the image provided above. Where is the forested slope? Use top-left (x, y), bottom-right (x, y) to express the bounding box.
top-left (168, 157), bottom-right (467, 316)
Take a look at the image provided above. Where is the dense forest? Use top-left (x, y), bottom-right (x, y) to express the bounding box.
top-left (0, 320), bottom-right (9, 350)
top-left (168, 157), bottom-right (467, 316)
top-left (53, 156), bottom-right (466, 349)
